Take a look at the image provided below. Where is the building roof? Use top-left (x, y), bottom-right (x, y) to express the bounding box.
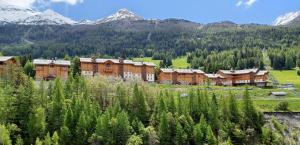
top-left (33, 59), bottom-right (71, 66)
top-left (160, 68), bottom-right (205, 74)
top-left (218, 68), bottom-right (259, 75)
top-left (205, 74), bottom-right (225, 79)
top-left (0, 56), bottom-right (14, 62)
top-left (256, 70), bottom-right (269, 76)
top-left (80, 58), bottom-right (156, 67)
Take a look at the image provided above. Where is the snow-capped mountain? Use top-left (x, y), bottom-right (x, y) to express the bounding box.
top-left (0, 4), bottom-right (77, 25)
top-left (274, 11), bottom-right (300, 26)
top-left (96, 8), bottom-right (143, 24)
top-left (0, 4), bottom-right (39, 24)
top-left (20, 9), bottom-right (77, 25)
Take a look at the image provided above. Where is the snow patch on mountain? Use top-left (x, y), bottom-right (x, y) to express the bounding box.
top-left (0, 4), bottom-right (77, 25)
top-left (96, 8), bottom-right (143, 24)
top-left (274, 11), bottom-right (300, 26)
top-left (20, 9), bottom-right (77, 25)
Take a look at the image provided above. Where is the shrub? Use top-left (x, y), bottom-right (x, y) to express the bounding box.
top-left (297, 70), bottom-right (300, 76)
top-left (275, 101), bottom-right (289, 111)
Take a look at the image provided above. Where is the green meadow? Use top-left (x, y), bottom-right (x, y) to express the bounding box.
top-left (271, 68), bottom-right (300, 90)
top-left (133, 56), bottom-right (190, 68)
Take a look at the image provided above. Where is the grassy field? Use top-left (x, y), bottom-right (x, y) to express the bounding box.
top-left (271, 69), bottom-right (300, 90)
top-left (133, 56), bottom-right (190, 68)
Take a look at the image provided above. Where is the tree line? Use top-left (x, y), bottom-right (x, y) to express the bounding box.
top-left (0, 64), bottom-right (298, 145)
top-left (187, 48), bottom-right (265, 73)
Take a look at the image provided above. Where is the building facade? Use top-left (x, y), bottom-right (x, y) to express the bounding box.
top-left (216, 69), bottom-right (269, 86)
top-left (80, 58), bottom-right (156, 82)
top-left (0, 56), bottom-right (17, 77)
top-left (33, 59), bottom-right (71, 80)
top-left (204, 74), bottom-right (225, 86)
top-left (158, 68), bottom-right (206, 85)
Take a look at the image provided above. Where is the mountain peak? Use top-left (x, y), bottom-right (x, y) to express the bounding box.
top-left (274, 11), bottom-right (300, 26)
top-left (96, 8), bottom-right (143, 24)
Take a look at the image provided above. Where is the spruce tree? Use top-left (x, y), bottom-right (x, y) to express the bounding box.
top-left (206, 125), bottom-right (218, 145)
top-left (27, 107), bottom-right (46, 144)
top-left (75, 112), bottom-right (88, 145)
top-left (49, 79), bottom-right (66, 133)
top-left (52, 131), bottom-right (59, 145)
top-left (208, 93), bottom-right (220, 134)
top-left (131, 84), bottom-right (148, 124)
top-left (158, 112), bottom-right (171, 145)
top-left (43, 132), bottom-right (52, 145)
top-left (0, 124), bottom-right (12, 145)
top-left (175, 122), bottom-right (187, 145)
top-left (228, 92), bottom-right (240, 124)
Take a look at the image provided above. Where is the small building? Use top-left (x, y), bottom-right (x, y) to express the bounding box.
top-left (80, 58), bottom-right (156, 82)
top-left (0, 56), bottom-right (17, 77)
top-left (204, 74), bottom-right (225, 86)
top-left (33, 59), bottom-right (71, 80)
top-left (217, 68), bottom-right (269, 86)
top-left (158, 68), bottom-right (206, 85)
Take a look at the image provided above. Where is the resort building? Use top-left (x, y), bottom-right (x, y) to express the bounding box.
top-left (33, 59), bottom-right (71, 80)
top-left (80, 57), bottom-right (156, 82)
top-left (216, 68), bottom-right (269, 86)
top-left (0, 56), bottom-right (17, 77)
top-left (204, 74), bottom-right (226, 86)
top-left (158, 68), bottom-right (206, 85)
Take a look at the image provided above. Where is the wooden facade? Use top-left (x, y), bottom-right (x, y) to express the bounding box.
top-left (217, 69), bottom-right (269, 86)
top-left (0, 56), bottom-right (17, 77)
top-left (80, 58), bottom-right (156, 82)
top-left (205, 74), bottom-right (226, 86)
top-left (33, 59), bottom-right (71, 80)
top-left (158, 69), bottom-right (206, 85)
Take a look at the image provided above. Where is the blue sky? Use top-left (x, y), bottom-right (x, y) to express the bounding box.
top-left (3, 0), bottom-right (300, 24)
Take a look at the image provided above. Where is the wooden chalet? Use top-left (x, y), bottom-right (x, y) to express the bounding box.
top-left (217, 68), bottom-right (269, 86)
top-left (158, 68), bottom-right (206, 85)
top-left (33, 59), bottom-right (71, 80)
top-left (0, 56), bottom-right (17, 77)
top-left (204, 74), bottom-right (226, 86)
top-left (80, 58), bottom-right (156, 82)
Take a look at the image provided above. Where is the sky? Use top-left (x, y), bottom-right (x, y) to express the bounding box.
top-left (1, 0), bottom-right (300, 24)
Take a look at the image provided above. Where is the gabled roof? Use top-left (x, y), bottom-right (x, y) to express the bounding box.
top-left (256, 70), bottom-right (269, 76)
top-left (80, 58), bottom-right (156, 67)
top-left (33, 59), bottom-right (71, 66)
top-left (0, 56), bottom-right (14, 62)
top-left (205, 74), bottom-right (225, 79)
top-left (160, 68), bottom-right (205, 74)
top-left (218, 68), bottom-right (259, 75)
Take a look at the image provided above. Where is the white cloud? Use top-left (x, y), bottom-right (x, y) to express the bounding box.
top-left (236, 1), bottom-right (243, 7)
top-left (0, 0), bottom-right (84, 8)
top-left (236, 0), bottom-right (258, 7)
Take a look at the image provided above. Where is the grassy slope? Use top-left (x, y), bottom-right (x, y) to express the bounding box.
top-left (133, 56), bottom-right (190, 68)
top-left (271, 69), bottom-right (300, 90)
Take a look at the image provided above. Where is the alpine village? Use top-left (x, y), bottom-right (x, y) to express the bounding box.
top-left (0, 2), bottom-right (300, 145)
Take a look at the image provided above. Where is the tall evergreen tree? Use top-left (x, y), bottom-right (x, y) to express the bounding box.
top-left (49, 79), bottom-right (66, 133)
top-left (131, 84), bottom-right (148, 124)
top-left (27, 107), bottom-right (46, 144)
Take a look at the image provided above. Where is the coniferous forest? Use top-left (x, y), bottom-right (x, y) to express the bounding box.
top-left (0, 64), bottom-right (299, 145)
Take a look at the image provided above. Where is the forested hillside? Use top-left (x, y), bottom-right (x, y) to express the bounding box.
top-left (0, 22), bottom-right (299, 59)
top-left (0, 65), bottom-right (299, 145)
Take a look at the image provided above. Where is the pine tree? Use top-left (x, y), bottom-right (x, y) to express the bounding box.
top-left (15, 135), bottom-right (24, 145)
top-left (142, 126), bottom-right (159, 145)
top-left (193, 115), bottom-right (207, 145)
top-left (75, 112), bottom-right (88, 145)
top-left (72, 56), bottom-right (81, 76)
top-left (208, 93), bottom-right (220, 134)
top-left (23, 60), bottom-right (35, 78)
top-left (35, 137), bottom-right (43, 145)
top-left (175, 122), bottom-right (187, 145)
top-left (126, 134), bottom-right (143, 145)
top-left (43, 132), bottom-right (52, 145)
top-left (131, 84), bottom-right (148, 124)
top-left (27, 107), bottom-right (46, 144)
top-left (206, 125), bottom-right (218, 145)
top-left (116, 85), bottom-right (127, 109)
top-left (52, 131), bottom-right (59, 145)
top-left (49, 79), bottom-right (66, 133)
top-left (60, 126), bottom-right (71, 145)
top-left (158, 112), bottom-right (171, 145)
top-left (0, 124), bottom-right (12, 145)
top-left (228, 92), bottom-right (240, 124)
